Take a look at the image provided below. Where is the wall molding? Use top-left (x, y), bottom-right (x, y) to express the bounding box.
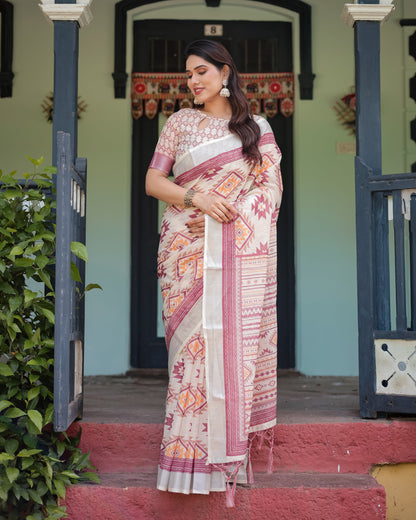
top-left (40, 1), bottom-right (93, 28)
top-left (342, 3), bottom-right (394, 28)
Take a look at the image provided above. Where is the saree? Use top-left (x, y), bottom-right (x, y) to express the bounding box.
top-left (149, 108), bottom-right (282, 499)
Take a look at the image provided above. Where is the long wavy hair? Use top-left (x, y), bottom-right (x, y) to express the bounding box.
top-left (184, 40), bottom-right (262, 166)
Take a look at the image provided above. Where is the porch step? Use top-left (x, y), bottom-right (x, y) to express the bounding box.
top-left (65, 471), bottom-right (385, 520)
top-left (70, 420), bottom-right (416, 474)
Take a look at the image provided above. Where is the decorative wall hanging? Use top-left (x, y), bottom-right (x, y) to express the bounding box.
top-left (131, 72), bottom-right (294, 120)
top-left (41, 92), bottom-right (87, 123)
top-left (333, 89), bottom-right (356, 135)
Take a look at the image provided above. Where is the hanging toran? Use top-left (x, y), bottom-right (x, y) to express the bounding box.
top-left (131, 72), bottom-right (294, 120)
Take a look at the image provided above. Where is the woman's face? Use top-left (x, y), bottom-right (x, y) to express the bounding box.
top-left (186, 55), bottom-right (225, 104)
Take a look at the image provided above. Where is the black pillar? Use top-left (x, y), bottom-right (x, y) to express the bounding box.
top-left (355, 18), bottom-right (390, 334)
top-left (353, 7), bottom-right (391, 417)
top-left (355, 21), bottom-right (382, 175)
top-left (52, 1), bottom-right (79, 166)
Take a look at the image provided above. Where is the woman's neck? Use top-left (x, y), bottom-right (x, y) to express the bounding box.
top-left (202, 97), bottom-right (232, 120)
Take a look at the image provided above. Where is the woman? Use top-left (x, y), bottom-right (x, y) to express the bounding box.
top-left (145, 40), bottom-right (283, 505)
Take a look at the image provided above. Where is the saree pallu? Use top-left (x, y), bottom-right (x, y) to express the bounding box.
top-left (156, 118), bottom-right (282, 496)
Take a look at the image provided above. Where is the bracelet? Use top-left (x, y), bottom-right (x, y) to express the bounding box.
top-left (184, 188), bottom-right (196, 207)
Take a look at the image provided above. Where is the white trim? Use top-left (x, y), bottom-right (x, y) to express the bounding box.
top-left (39, 2), bottom-right (93, 28)
top-left (342, 3), bottom-right (395, 28)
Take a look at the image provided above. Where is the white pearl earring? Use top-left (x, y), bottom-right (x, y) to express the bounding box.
top-left (220, 78), bottom-right (230, 98)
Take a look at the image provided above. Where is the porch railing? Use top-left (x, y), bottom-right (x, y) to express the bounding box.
top-left (54, 131), bottom-right (87, 431)
top-left (356, 157), bottom-right (416, 416)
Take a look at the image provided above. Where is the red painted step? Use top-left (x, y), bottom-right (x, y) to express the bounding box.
top-left (65, 472), bottom-right (385, 520)
top-left (70, 420), bottom-right (416, 474)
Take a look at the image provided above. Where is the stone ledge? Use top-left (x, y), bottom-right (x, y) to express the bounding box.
top-left (64, 473), bottom-right (385, 520)
top-left (39, 2), bottom-right (93, 28)
top-left (69, 420), bottom-right (416, 474)
top-left (342, 3), bottom-right (395, 27)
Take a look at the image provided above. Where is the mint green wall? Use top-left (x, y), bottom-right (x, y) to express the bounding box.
top-left (0, 0), bottom-right (131, 376)
top-left (0, 0), bottom-right (410, 376)
top-left (77, 2), bottom-right (131, 376)
top-left (0, 2), bottom-right (53, 171)
top-left (294, 0), bottom-right (355, 375)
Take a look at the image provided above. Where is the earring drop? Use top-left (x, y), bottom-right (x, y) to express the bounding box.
top-left (220, 78), bottom-right (230, 98)
top-left (194, 97), bottom-right (204, 106)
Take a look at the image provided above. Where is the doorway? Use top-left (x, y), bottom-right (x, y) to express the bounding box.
top-left (130, 20), bottom-right (295, 369)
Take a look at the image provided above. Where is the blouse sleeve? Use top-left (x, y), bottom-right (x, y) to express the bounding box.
top-left (148, 112), bottom-right (180, 175)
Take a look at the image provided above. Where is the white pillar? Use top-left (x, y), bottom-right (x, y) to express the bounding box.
top-left (39, 0), bottom-right (94, 28)
top-left (342, 2), bottom-right (395, 28)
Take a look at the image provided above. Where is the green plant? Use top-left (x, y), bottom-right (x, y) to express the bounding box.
top-left (0, 157), bottom-right (99, 519)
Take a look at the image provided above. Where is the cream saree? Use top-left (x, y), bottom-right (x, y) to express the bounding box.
top-left (150, 110), bottom-right (282, 499)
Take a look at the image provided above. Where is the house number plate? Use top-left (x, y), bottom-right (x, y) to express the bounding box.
top-left (204, 24), bottom-right (223, 36)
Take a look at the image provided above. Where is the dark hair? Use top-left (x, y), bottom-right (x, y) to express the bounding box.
top-left (184, 40), bottom-right (262, 166)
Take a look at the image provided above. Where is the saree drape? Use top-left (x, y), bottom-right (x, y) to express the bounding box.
top-left (149, 109), bottom-right (282, 496)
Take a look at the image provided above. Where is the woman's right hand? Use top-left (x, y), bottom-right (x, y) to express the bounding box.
top-left (192, 192), bottom-right (238, 224)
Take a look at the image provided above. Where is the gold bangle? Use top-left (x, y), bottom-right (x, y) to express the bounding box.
top-left (184, 188), bottom-right (196, 207)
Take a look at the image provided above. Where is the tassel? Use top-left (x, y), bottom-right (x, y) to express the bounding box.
top-left (225, 479), bottom-right (236, 508)
top-left (257, 430), bottom-right (265, 450)
top-left (267, 445), bottom-right (274, 474)
top-left (266, 429), bottom-right (275, 474)
top-left (247, 434), bottom-right (255, 484)
top-left (213, 461), bottom-right (243, 508)
top-left (247, 455), bottom-right (255, 484)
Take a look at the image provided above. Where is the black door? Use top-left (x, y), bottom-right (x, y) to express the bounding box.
top-left (131, 20), bottom-right (295, 369)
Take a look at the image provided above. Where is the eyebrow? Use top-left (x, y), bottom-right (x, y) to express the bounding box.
top-left (185, 64), bottom-right (208, 73)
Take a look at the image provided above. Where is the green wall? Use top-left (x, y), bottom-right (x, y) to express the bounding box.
top-left (0, 0), bottom-right (411, 376)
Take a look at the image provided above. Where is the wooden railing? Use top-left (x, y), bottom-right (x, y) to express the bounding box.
top-left (356, 157), bottom-right (416, 417)
top-left (54, 131), bottom-right (87, 432)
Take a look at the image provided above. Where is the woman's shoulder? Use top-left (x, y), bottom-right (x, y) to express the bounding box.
top-left (253, 114), bottom-right (273, 135)
top-left (162, 108), bottom-right (202, 131)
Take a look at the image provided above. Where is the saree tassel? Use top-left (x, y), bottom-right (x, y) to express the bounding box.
top-left (247, 434), bottom-right (255, 484)
top-left (247, 455), bottom-right (255, 484)
top-left (214, 461), bottom-right (243, 508)
top-left (267, 445), bottom-right (274, 474)
top-left (257, 430), bottom-right (265, 450)
top-left (225, 478), bottom-right (237, 508)
top-left (266, 429), bottom-right (275, 474)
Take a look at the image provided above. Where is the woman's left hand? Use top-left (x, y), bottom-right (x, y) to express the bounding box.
top-left (186, 215), bottom-right (205, 236)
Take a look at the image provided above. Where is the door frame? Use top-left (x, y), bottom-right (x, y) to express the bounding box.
top-left (113, 0), bottom-right (314, 99)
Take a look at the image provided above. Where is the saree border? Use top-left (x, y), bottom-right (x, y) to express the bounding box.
top-left (173, 121), bottom-right (275, 186)
top-left (223, 221), bottom-right (248, 457)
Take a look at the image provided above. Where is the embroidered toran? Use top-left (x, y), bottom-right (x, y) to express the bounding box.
top-left (149, 108), bottom-right (282, 503)
top-left (132, 72), bottom-right (294, 119)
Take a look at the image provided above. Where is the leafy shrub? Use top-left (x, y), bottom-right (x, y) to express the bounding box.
top-left (0, 157), bottom-right (98, 520)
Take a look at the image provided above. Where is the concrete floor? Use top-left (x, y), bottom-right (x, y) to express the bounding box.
top-left (82, 371), bottom-right (368, 424)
